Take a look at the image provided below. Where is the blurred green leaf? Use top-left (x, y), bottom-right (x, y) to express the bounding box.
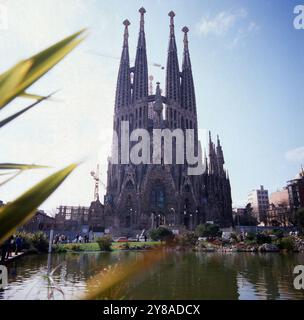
top-left (0, 171), bottom-right (21, 187)
top-left (0, 29), bottom-right (86, 110)
top-left (0, 61), bottom-right (32, 108)
top-left (0, 92), bottom-right (55, 128)
top-left (20, 92), bottom-right (47, 100)
top-left (0, 171), bottom-right (18, 176)
top-left (0, 163), bottom-right (77, 244)
top-left (0, 163), bottom-right (49, 170)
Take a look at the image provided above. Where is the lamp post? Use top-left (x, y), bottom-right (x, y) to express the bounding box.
top-left (170, 207), bottom-right (176, 226)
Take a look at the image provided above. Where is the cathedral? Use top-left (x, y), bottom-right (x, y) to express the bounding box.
top-left (104, 8), bottom-right (233, 235)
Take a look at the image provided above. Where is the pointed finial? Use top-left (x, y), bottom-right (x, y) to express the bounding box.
top-left (139, 7), bottom-right (146, 15)
top-left (168, 11), bottom-right (175, 18)
top-left (168, 11), bottom-right (176, 35)
top-left (139, 7), bottom-right (146, 31)
top-left (123, 19), bottom-right (130, 27)
top-left (182, 26), bottom-right (189, 34)
top-left (182, 26), bottom-right (189, 49)
top-left (217, 134), bottom-right (221, 146)
top-left (123, 19), bottom-right (130, 46)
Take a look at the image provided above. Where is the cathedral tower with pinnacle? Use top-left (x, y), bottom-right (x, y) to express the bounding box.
top-left (104, 8), bottom-right (233, 235)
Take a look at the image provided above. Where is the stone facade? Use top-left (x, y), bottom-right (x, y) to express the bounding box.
top-left (19, 210), bottom-right (55, 233)
top-left (54, 200), bottom-right (104, 232)
top-left (104, 8), bottom-right (233, 235)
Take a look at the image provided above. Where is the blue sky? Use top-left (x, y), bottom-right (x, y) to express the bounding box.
top-left (0, 0), bottom-right (303, 213)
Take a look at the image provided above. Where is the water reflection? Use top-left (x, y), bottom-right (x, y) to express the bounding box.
top-left (0, 252), bottom-right (303, 300)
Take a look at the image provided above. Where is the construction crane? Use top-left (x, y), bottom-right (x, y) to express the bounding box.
top-left (90, 164), bottom-right (100, 201)
top-left (90, 164), bottom-right (107, 202)
top-left (87, 51), bottom-right (165, 70)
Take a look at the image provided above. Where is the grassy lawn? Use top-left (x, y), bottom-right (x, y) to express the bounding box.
top-left (54, 241), bottom-right (160, 252)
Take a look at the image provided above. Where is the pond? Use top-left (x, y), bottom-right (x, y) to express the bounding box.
top-left (1, 251), bottom-right (304, 300)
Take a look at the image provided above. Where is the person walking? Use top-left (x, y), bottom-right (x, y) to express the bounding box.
top-left (15, 236), bottom-right (22, 255)
top-left (1, 238), bottom-right (10, 262)
top-left (5, 235), bottom-right (14, 260)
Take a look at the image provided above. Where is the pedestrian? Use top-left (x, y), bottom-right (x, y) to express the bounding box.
top-left (5, 235), bottom-right (14, 260)
top-left (15, 235), bottom-right (22, 255)
top-left (1, 238), bottom-right (10, 262)
top-left (144, 234), bottom-right (147, 242)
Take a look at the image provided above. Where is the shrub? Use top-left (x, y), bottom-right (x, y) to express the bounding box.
top-left (52, 244), bottom-right (67, 253)
top-left (16, 231), bottom-right (49, 252)
top-left (230, 233), bottom-right (238, 241)
top-left (96, 235), bottom-right (113, 251)
top-left (256, 233), bottom-right (272, 245)
top-left (195, 223), bottom-right (222, 238)
top-left (121, 243), bottom-right (130, 250)
top-left (278, 237), bottom-right (295, 251)
top-left (66, 243), bottom-right (83, 251)
top-left (149, 227), bottom-right (173, 242)
top-left (245, 232), bottom-right (256, 241)
top-left (177, 232), bottom-right (198, 247)
top-left (31, 232), bottom-right (49, 252)
top-left (272, 229), bottom-right (284, 239)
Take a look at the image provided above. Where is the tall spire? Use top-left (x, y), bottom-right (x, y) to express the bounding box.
top-left (181, 27), bottom-right (196, 113)
top-left (115, 19), bottom-right (131, 109)
top-left (208, 131), bottom-right (218, 175)
top-left (133, 7), bottom-right (148, 102)
top-left (216, 134), bottom-right (225, 176)
top-left (166, 11), bottom-right (181, 104)
top-left (204, 148), bottom-right (209, 174)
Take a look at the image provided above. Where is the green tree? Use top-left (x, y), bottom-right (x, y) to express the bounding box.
top-left (149, 227), bottom-right (173, 242)
top-left (195, 223), bottom-right (222, 238)
top-left (238, 203), bottom-right (258, 226)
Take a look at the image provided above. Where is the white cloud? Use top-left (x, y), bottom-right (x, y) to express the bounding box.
top-left (229, 21), bottom-right (260, 48)
top-left (196, 8), bottom-right (247, 36)
top-left (285, 147), bottom-right (304, 162)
